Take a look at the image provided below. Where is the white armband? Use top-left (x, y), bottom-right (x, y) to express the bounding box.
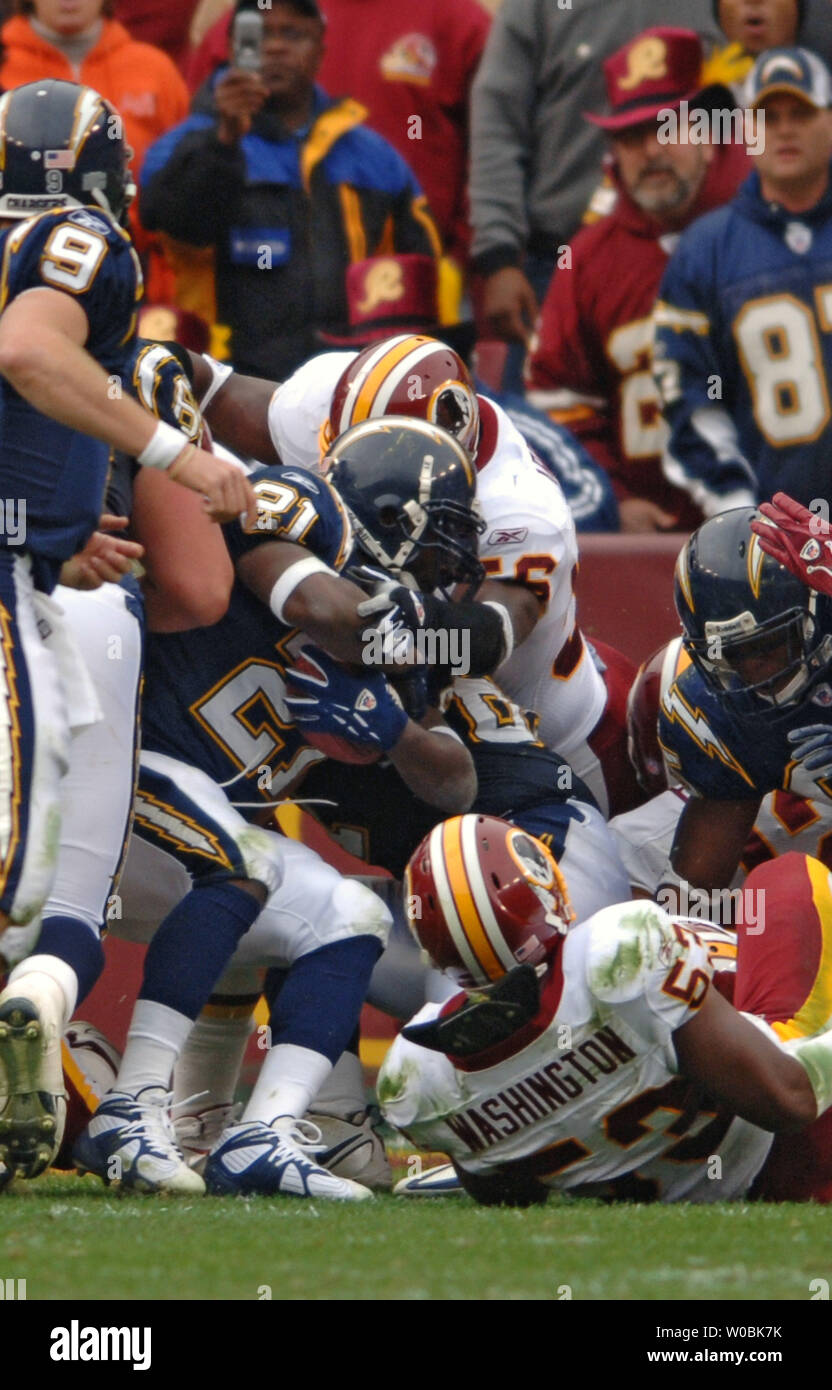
top-left (269, 556), bottom-right (337, 622)
top-left (136, 420), bottom-right (191, 471)
top-left (427, 725), bottom-right (464, 745)
top-left (483, 599), bottom-right (514, 663)
top-left (198, 354), bottom-right (235, 411)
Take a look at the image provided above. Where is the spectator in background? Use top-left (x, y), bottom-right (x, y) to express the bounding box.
top-left (526, 29), bottom-right (748, 533)
top-left (0, 0), bottom-right (189, 300)
top-left (702, 0), bottom-right (809, 90)
top-left (654, 48), bottom-right (832, 516)
top-left (112, 0), bottom-right (200, 67)
top-left (469, 0), bottom-right (722, 391)
top-left (186, 0), bottom-right (489, 324)
top-left (140, 0), bottom-right (442, 379)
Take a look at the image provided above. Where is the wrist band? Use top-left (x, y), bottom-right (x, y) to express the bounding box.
top-left (198, 354), bottom-right (235, 412)
top-left (137, 420), bottom-right (191, 471)
top-left (483, 600), bottom-right (514, 663)
top-left (269, 556), bottom-right (336, 623)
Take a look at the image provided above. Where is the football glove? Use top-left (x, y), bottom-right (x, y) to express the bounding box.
top-left (356, 579), bottom-right (429, 667)
top-left (751, 493), bottom-right (832, 596)
top-left (787, 723), bottom-right (832, 779)
top-left (285, 647), bottom-right (408, 751)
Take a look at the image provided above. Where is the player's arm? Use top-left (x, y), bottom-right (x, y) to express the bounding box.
top-left (387, 709), bottom-right (477, 814)
top-left (184, 350), bottom-right (281, 465)
top-left (235, 539), bottom-right (369, 663)
top-left (474, 577), bottom-right (542, 649)
top-left (658, 795), bottom-right (761, 908)
top-left (673, 984), bottom-right (817, 1132)
top-left (132, 468), bottom-right (234, 631)
top-left (0, 290), bottom-right (256, 523)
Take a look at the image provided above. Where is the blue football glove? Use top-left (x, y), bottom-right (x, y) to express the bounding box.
top-left (285, 647), bottom-right (408, 751)
top-left (787, 724), bottom-right (832, 778)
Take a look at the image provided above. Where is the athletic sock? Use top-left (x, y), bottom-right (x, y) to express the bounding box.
top-left (139, 882), bottom-right (262, 1018)
top-left (242, 1042), bottom-right (331, 1126)
top-left (116, 999), bottom-right (193, 1095)
top-left (173, 1003), bottom-right (256, 1113)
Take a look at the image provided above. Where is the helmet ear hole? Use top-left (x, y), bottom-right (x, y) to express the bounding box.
top-left (491, 872), bottom-right (501, 890)
top-left (377, 504), bottom-right (401, 530)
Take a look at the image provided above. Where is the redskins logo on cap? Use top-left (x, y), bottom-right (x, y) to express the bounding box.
top-left (618, 35), bottom-right (668, 91)
top-left (356, 259), bottom-right (405, 315)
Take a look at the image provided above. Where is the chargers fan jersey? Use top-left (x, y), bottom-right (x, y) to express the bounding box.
top-left (658, 660), bottom-right (832, 803)
top-left (379, 901), bottom-right (772, 1202)
top-left (0, 206), bottom-right (141, 589)
top-left (141, 465), bottom-right (354, 809)
top-left (654, 169), bottom-right (832, 513)
top-left (266, 350), bottom-right (607, 758)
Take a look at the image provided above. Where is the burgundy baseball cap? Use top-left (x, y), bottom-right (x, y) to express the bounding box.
top-left (586, 27), bottom-right (707, 131)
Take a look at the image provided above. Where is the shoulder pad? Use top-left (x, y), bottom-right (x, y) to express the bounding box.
top-left (585, 902), bottom-right (687, 1005)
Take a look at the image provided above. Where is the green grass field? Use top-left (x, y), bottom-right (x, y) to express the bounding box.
top-left (1, 1172), bottom-right (829, 1301)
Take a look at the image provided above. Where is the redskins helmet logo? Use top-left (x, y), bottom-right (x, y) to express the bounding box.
top-left (356, 259), bottom-right (405, 315)
top-left (506, 831), bottom-right (555, 890)
top-left (618, 36), bottom-right (668, 91)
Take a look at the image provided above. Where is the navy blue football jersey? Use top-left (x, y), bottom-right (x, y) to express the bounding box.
top-left (654, 169), bottom-right (832, 512)
top-left (300, 675), bottom-right (593, 877)
top-left (658, 660), bottom-right (832, 802)
top-left (0, 207), bottom-right (142, 588)
top-left (107, 339), bottom-right (205, 517)
top-left (141, 463), bottom-right (355, 807)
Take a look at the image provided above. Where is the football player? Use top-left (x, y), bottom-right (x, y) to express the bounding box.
top-left (656, 506), bottom-right (832, 910)
top-left (0, 79), bottom-right (254, 1187)
top-left (611, 634), bottom-right (832, 896)
top-left (381, 817), bottom-right (832, 1205)
top-left (175, 335), bottom-right (640, 816)
top-left (74, 416), bottom-right (480, 1199)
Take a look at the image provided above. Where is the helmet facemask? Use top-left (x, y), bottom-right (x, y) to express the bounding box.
top-left (684, 597), bottom-right (832, 713)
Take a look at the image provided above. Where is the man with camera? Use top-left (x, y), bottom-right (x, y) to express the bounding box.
top-left (139, 0), bottom-right (442, 379)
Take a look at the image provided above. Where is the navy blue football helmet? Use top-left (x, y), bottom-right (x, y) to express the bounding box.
top-left (674, 507), bottom-right (832, 712)
top-left (325, 416), bottom-right (485, 589)
top-left (0, 80), bottom-right (135, 223)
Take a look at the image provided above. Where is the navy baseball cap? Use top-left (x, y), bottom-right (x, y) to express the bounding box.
top-left (235, 0), bottom-right (324, 19)
top-left (744, 47), bottom-right (832, 108)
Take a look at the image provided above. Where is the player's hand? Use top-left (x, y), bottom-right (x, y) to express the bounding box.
top-left (356, 580), bottom-right (429, 666)
top-left (59, 515), bottom-right (145, 589)
top-left (751, 493), bottom-right (832, 596)
top-left (787, 724), bottom-right (832, 778)
top-left (215, 69), bottom-right (268, 144)
top-left (482, 267), bottom-right (538, 344)
top-left (170, 447), bottom-right (258, 524)
top-left (618, 497), bottom-right (678, 533)
top-left (285, 647), bottom-right (409, 750)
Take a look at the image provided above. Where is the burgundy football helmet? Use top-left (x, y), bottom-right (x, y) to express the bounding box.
top-left (404, 814), bottom-right (574, 987)
top-left (626, 636), bottom-right (690, 794)
top-left (322, 334), bottom-right (480, 460)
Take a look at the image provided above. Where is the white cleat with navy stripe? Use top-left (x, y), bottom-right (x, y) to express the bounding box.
top-left (204, 1118), bottom-right (373, 1200)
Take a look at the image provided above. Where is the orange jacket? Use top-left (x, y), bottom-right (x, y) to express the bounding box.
top-left (0, 16), bottom-right (190, 291)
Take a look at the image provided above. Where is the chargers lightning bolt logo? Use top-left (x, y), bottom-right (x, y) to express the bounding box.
top-left (660, 685), bottom-right (755, 787)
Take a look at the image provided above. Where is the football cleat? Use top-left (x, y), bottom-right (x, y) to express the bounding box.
top-left (72, 1087), bottom-right (206, 1194)
top-left (204, 1118), bottom-right (373, 1200)
top-left (0, 994), bottom-right (66, 1182)
top-left (306, 1108), bottom-right (392, 1190)
top-left (393, 1162), bottom-right (462, 1196)
top-left (174, 1102), bottom-right (241, 1173)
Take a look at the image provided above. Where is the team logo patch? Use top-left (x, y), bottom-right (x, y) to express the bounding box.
top-left (380, 33), bottom-right (437, 84)
top-left (785, 221), bottom-right (812, 255)
top-left (801, 538), bottom-right (822, 562)
top-left (486, 527), bottom-right (528, 546)
top-left (356, 689), bottom-right (378, 713)
top-left (811, 685), bottom-right (832, 708)
top-left (618, 35), bottom-right (667, 91)
top-left (356, 259), bottom-right (404, 314)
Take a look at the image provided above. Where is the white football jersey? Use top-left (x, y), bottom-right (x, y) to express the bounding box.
top-left (267, 353), bottom-right (606, 758)
top-left (611, 787), bottom-right (832, 895)
top-left (379, 901), bottom-right (773, 1202)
